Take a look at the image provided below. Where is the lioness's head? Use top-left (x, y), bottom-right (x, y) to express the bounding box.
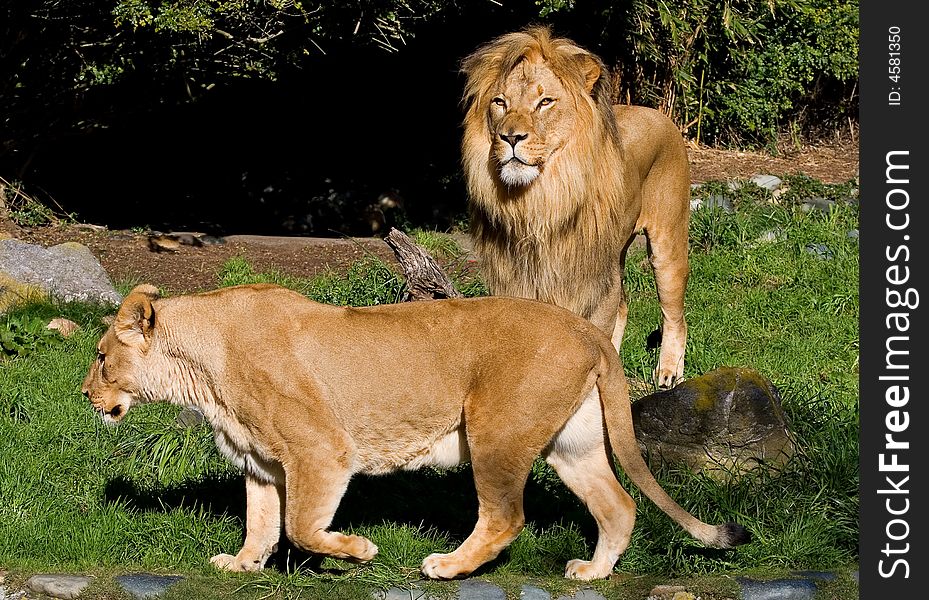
top-left (461, 26), bottom-right (617, 188)
top-left (82, 284), bottom-right (160, 423)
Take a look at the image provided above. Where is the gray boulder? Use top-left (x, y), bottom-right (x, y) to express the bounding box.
top-left (632, 367), bottom-right (794, 481)
top-left (0, 238), bottom-right (121, 310)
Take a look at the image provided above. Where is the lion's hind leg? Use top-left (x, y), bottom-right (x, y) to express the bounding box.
top-left (544, 441), bottom-right (636, 580)
top-left (420, 441), bottom-right (535, 579)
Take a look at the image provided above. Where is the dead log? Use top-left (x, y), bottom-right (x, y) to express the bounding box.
top-left (384, 227), bottom-right (462, 301)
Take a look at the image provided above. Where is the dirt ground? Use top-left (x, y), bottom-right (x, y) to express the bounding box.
top-left (8, 141), bottom-right (859, 295)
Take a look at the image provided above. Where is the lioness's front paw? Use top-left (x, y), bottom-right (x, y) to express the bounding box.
top-left (421, 552), bottom-right (467, 580)
top-left (346, 537), bottom-right (378, 563)
top-left (565, 559), bottom-right (611, 581)
top-left (210, 553), bottom-right (263, 572)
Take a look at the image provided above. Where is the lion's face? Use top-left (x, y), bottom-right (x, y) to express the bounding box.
top-left (82, 329), bottom-right (142, 423)
top-left (488, 58), bottom-right (578, 187)
top-left (82, 284), bottom-right (159, 423)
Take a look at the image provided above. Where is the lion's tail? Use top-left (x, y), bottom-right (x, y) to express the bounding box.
top-left (595, 343), bottom-right (751, 549)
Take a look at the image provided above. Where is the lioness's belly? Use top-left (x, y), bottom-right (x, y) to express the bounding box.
top-left (357, 425), bottom-right (471, 475)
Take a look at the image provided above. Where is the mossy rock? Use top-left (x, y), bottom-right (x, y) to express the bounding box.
top-left (631, 367), bottom-right (794, 481)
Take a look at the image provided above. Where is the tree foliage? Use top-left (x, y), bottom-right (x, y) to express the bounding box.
top-left (1, 1), bottom-right (858, 233)
top-left (542, 0), bottom-right (858, 147)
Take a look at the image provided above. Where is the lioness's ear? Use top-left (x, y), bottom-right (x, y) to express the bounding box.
top-left (114, 284), bottom-right (160, 348)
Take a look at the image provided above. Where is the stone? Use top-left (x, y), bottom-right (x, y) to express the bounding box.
top-left (0, 239), bottom-right (121, 311)
top-left (804, 243), bottom-right (833, 260)
top-left (755, 228), bottom-right (786, 244)
top-left (750, 174), bottom-right (783, 190)
top-left (25, 574), bottom-right (92, 599)
top-left (520, 585), bottom-right (552, 600)
top-left (371, 587), bottom-right (433, 600)
top-left (175, 406), bottom-right (206, 428)
top-left (114, 574), bottom-right (183, 599)
top-left (790, 570), bottom-right (836, 581)
top-left (631, 367), bottom-right (794, 480)
top-left (736, 577), bottom-right (818, 600)
top-left (801, 197), bottom-right (836, 213)
top-left (459, 580), bottom-right (507, 600)
top-left (47, 317), bottom-right (80, 337)
top-left (691, 195), bottom-right (734, 213)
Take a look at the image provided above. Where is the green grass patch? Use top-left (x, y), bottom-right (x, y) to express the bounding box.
top-left (0, 194), bottom-right (858, 598)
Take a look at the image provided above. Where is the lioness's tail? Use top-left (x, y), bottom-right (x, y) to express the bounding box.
top-left (596, 344), bottom-right (751, 549)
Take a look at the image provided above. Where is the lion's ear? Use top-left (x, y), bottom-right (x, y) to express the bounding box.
top-left (114, 284), bottom-right (159, 348)
top-left (575, 53), bottom-right (603, 94)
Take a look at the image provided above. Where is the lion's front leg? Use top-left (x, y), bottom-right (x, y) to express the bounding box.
top-left (646, 227), bottom-right (689, 388)
top-left (211, 474), bottom-right (284, 572)
top-left (283, 453), bottom-right (378, 564)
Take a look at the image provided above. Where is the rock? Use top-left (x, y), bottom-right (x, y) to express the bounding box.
top-left (847, 229), bottom-right (859, 240)
top-left (801, 197), bottom-right (836, 213)
top-left (520, 585), bottom-right (552, 600)
top-left (459, 580), bottom-right (506, 600)
top-left (26, 574), bottom-right (92, 599)
top-left (755, 228), bottom-right (786, 244)
top-left (371, 587), bottom-right (434, 600)
top-left (736, 577), bottom-right (818, 600)
top-left (175, 406), bottom-right (206, 428)
top-left (691, 195), bottom-right (734, 213)
top-left (114, 574), bottom-right (183, 599)
top-left (47, 317), bottom-right (80, 337)
top-left (631, 367), bottom-right (794, 480)
top-left (750, 174), bottom-right (783, 190)
top-left (804, 243), bottom-right (833, 260)
top-left (0, 239), bottom-right (121, 311)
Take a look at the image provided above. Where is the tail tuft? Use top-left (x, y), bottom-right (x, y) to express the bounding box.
top-left (716, 522), bottom-right (752, 548)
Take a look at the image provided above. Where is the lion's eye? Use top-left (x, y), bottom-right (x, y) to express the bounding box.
top-left (538, 97), bottom-right (555, 108)
top-left (492, 97), bottom-right (507, 108)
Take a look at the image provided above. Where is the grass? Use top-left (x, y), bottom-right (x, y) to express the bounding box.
top-left (0, 178), bottom-right (858, 599)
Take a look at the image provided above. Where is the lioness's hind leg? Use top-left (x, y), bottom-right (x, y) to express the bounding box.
top-left (421, 449), bottom-right (533, 579)
top-left (284, 459), bottom-right (378, 563)
top-left (646, 227), bottom-right (689, 388)
top-left (545, 442), bottom-right (636, 580)
top-left (212, 474), bottom-right (285, 572)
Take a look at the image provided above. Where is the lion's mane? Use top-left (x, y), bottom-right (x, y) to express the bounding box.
top-left (460, 26), bottom-right (636, 320)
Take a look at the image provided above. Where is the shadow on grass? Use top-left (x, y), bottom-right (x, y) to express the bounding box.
top-left (103, 463), bottom-right (598, 572)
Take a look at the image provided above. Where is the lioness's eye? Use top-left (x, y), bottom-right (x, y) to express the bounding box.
top-left (97, 352), bottom-right (105, 363)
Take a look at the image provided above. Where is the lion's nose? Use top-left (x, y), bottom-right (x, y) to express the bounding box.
top-left (500, 131), bottom-right (528, 148)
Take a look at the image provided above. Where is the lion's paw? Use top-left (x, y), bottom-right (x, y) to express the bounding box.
top-left (653, 366), bottom-right (681, 390)
top-left (421, 552), bottom-right (467, 580)
top-left (350, 538), bottom-right (379, 563)
top-left (210, 553), bottom-right (241, 571)
top-left (210, 553), bottom-right (263, 572)
top-left (565, 559), bottom-right (611, 581)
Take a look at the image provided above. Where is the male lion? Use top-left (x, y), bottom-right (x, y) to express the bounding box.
top-left (461, 26), bottom-right (691, 387)
top-left (83, 284), bottom-right (749, 580)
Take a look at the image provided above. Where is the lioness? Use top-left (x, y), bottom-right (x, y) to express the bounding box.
top-left (461, 26), bottom-right (691, 387)
top-left (83, 284), bottom-right (749, 580)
